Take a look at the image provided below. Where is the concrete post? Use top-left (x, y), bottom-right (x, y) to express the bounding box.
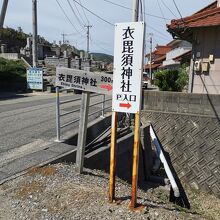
top-left (32, 0), bottom-right (38, 67)
top-left (0, 0), bottom-right (9, 28)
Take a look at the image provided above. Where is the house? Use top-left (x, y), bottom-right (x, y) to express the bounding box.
top-left (162, 40), bottom-right (192, 70)
top-left (145, 45), bottom-right (171, 76)
top-left (167, 0), bottom-right (220, 94)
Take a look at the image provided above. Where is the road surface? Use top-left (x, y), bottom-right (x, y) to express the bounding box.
top-left (0, 92), bottom-right (110, 164)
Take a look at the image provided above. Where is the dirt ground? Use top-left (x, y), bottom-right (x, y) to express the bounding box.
top-left (0, 164), bottom-right (219, 220)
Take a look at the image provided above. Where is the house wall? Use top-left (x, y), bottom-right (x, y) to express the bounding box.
top-left (163, 40), bottom-right (191, 67)
top-left (192, 27), bottom-right (220, 94)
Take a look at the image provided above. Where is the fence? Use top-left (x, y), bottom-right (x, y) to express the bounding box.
top-left (55, 87), bottom-right (112, 142)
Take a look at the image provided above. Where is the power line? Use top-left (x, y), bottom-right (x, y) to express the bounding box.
top-left (90, 36), bottom-right (112, 55)
top-left (55, 0), bottom-right (84, 37)
top-left (73, 0), bottom-right (114, 26)
top-left (172, 0), bottom-right (183, 20)
top-left (71, 0), bottom-right (87, 25)
top-left (78, 0), bottom-right (90, 24)
top-left (157, 0), bottom-right (167, 25)
top-left (101, 0), bottom-right (172, 20)
top-left (146, 24), bottom-right (170, 41)
top-left (67, 0), bottom-right (85, 29)
top-left (161, 0), bottom-right (177, 18)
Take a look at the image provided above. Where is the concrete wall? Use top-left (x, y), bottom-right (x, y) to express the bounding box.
top-left (0, 53), bottom-right (20, 60)
top-left (45, 57), bottom-right (70, 68)
top-left (142, 91), bottom-right (220, 197)
top-left (191, 27), bottom-right (220, 94)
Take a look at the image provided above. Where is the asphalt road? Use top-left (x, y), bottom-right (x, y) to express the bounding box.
top-left (0, 92), bottom-right (109, 155)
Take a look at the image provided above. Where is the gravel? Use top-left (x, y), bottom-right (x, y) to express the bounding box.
top-left (0, 163), bottom-right (219, 220)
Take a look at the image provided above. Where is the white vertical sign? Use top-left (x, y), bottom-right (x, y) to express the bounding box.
top-left (112, 22), bottom-right (145, 114)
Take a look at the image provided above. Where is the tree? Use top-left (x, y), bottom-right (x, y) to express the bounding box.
top-left (154, 66), bottom-right (188, 92)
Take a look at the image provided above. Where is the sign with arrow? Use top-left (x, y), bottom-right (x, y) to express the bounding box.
top-left (112, 22), bottom-right (145, 113)
top-left (56, 67), bottom-right (113, 95)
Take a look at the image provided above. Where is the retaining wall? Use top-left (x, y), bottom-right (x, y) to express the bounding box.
top-left (142, 91), bottom-right (220, 197)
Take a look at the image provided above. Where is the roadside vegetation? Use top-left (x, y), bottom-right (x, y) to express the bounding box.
top-left (0, 58), bottom-right (26, 83)
top-left (154, 65), bottom-right (189, 92)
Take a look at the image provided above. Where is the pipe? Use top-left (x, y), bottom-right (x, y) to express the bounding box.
top-left (149, 125), bottom-right (180, 197)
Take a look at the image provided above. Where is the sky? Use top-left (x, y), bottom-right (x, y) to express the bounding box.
top-left (1, 0), bottom-right (214, 55)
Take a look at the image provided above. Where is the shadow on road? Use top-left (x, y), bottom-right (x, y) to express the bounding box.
top-left (0, 92), bottom-right (29, 101)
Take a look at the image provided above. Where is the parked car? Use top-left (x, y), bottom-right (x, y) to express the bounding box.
top-left (142, 72), bottom-right (150, 89)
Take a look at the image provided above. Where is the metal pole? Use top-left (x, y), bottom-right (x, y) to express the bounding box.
top-left (101, 94), bottom-right (105, 117)
top-left (76, 91), bottom-right (90, 173)
top-left (109, 111), bottom-right (118, 202)
top-left (55, 87), bottom-right (61, 142)
top-left (188, 44), bottom-right (196, 93)
top-left (149, 34), bottom-right (153, 81)
top-left (32, 0), bottom-right (38, 67)
top-left (130, 112), bottom-right (141, 209)
top-left (0, 0), bottom-right (9, 28)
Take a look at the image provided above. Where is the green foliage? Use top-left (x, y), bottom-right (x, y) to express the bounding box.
top-left (91, 53), bottom-right (113, 62)
top-left (0, 58), bottom-right (26, 82)
top-left (154, 66), bottom-right (189, 92)
top-left (0, 28), bottom-right (27, 52)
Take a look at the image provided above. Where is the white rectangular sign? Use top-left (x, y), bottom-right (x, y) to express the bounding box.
top-left (27, 68), bottom-right (43, 90)
top-left (56, 67), bottom-right (113, 95)
top-left (112, 22), bottom-right (145, 113)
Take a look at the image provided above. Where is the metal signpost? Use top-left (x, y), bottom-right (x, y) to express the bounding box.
top-left (56, 67), bottom-right (113, 95)
top-left (56, 67), bottom-right (113, 174)
top-left (109, 21), bottom-right (145, 210)
top-left (27, 67), bottom-right (43, 90)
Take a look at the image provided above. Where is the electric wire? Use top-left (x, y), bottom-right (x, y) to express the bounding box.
top-left (172, 0), bottom-right (184, 22)
top-left (55, 0), bottom-right (84, 37)
top-left (78, 0), bottom-right (90, 24)
top-left (66, 0), bottom-right (86, 29)
top-left (73, 0), bottom-right (114, 26)
top-left (157, 0), bottom-right (168, 24)
top-left (101, 0), bottom-right (172, 20)
top-left (90, 36), bottom-right (112, 55)
top-left (72, 0), bottom-right (87, 25)
top-left (161, 0), bottom-right (177, 18)
top-left (147, 24), bottom-right (170, 41)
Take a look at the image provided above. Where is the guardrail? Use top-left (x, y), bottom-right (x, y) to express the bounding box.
top-left (55, 87), bottom-right (111, 142)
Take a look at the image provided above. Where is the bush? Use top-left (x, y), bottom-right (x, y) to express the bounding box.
top-left (154, 66), bottom-right (188, 92)
top-left (0, 58), bottom-right (26, 82)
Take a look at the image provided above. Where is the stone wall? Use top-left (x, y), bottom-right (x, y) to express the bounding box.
top-left (142, 91), bottom-right (220, 197)
top-left (45, 57), bottom-right (70, 68)
top-left (0, 53), bottom-right (20, 60)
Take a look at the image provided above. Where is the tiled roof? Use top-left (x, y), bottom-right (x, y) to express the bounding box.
top-left (153, 54), bottom-right (166, 63)
top-left (173, 50), bottom-right (192, 61)
top-left (154, 46), bottom-right (171, 55)
top-left (168, 1), bottom-right (220, 29)
top-left (145, 45), bottom-right (171, 57)
top-left (144, 63), bottom-right (161, 70)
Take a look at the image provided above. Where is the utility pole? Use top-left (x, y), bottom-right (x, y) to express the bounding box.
top-left (0, 0), bottom-right (9, 28)
top-left (61, 33), bottom-right (68, 44)
top-left (85, 25), bottom-right (92, 60)
top-left (149, 33), bottom-right (153, 81)
top-left (32, 0), bottom-right (38, 67)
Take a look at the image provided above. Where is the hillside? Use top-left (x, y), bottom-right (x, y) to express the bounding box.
top-left (91, 52), bottom-right (113, 62)
top-left (0, 28), bottom-right (27, 53)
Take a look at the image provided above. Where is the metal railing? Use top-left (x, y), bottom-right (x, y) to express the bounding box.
top-left (55, 87), bottom-right (111, 142)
